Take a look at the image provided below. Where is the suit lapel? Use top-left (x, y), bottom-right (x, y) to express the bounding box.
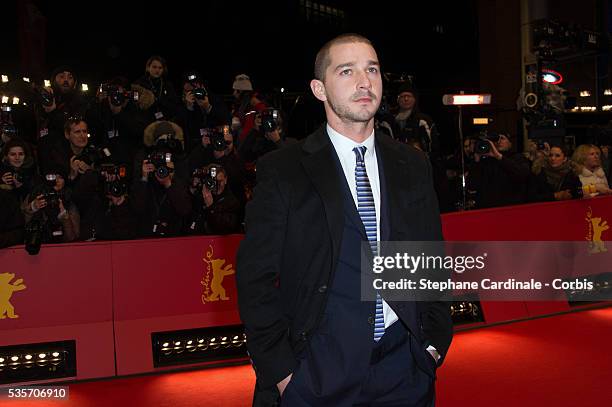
top-left (301, 127), bottom-right (345, 267)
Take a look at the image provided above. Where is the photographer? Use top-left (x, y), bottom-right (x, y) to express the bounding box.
top-left (468, 132), bottom-right (531, 209)
top-left (1, 138), bottom-right (38, 202)
top-left (90, 76), bottom-right (148, 163)
top-left (133, 56), bottom-right (179, 124)
top-left (188, 125), bottom-right (246, 211)
top-left (393, 83), bottom-right (440, 154)
top-left (0, 189), bottom-right (25, 249)
top-left (22, 169), bottom-right (80, 246)
top-left (528, 144), bottom-right (582, 202)
top-left (175, 72), bottom-right (230, 153)
top-left (187, 164), bottom-right (241, 235)
top-left (35, 66), bottom-right (92, 158)
top-left (131, 121), bottom-right (192, 237)
top-left (231, 74), bottom-right (267, 143)
top-left (239, 108), bottom-right (295, 163)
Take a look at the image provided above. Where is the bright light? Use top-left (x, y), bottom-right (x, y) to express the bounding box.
top-left (198, 339), bottom-right (204, 343)
top-left (174, 341), bottom-right (181, 346)
top-left (0, 357), bottom-right (4, 363)
top-left (162, 342), bottom-right (169, 348)
top-left (602, 105), bottom-right (612, 111)
top-left (12, 97), bottom-right (19, 105)
top-left (24, 355), bottom-right (33, 360)
top-left (2, 96), bottom-right (9, 104)
top-left (51, 352), bottom-right (60, 358)
top-left (604, 89), bottom-right (612, 96)
top-left (44, 80), bottom-right (51, 87)
top-left (473, 118), bottom-right (489, 125)
top-left (580, 90), bottom-right (591, 97)
top-left (541, 69), bottom-right (563, 85)
top-left (187, 340), bottom-right (193, 345)
top-left (23, 77), bottom-right (30, 82)
top-left (443, 94), bottom-right (491, 105)
top-left (81, 83), bottom-right (89, 92)
top-left (579, 106), bottom-right (596, 111)
top-left (280, 87), bottom-right (285, 93)
top-left (1, 75), bottom-right (8, 83)
top-left (38, 353), bottom-right (47, 359)
top-left (10, 356), bottom-right (19, 362)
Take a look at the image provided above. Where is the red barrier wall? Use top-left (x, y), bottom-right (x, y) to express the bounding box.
top-left (1, 196), bottom-right (610, 382)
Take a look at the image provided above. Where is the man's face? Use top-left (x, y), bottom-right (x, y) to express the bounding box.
top-left (314, 41), bottom-right (382, 125)
top-left (215, 172), bottom-right (227, 195)
top-left (7, 146), bottom-right (25, 168)
top-left (496, 134), bottom-right (512, 152)
top-left (65, 121), bottom-right (89, 149)
top-left (147, 60), bottom-right (164, 78)
top-left (54, 71), bottom-right (75, 94)
top-left (223, 129), bottom-right (234, 153)
top-left (397, 92), bottom-right (415, 111)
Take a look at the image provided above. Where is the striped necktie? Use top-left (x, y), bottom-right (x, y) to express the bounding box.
top-left (353, 146), bottom-right (385, 342)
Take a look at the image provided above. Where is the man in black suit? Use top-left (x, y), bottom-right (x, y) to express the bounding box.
top-left (236, 33), bottom-right (453, 407)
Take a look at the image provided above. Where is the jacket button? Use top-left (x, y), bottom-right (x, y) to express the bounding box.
top-left (318, 285), bottom-right (327, 293)
top-left (367, 316), bottom-right (374, 325)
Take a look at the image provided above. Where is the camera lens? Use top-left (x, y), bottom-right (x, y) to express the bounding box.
top-left (156, 166), bottom-right (169, 179)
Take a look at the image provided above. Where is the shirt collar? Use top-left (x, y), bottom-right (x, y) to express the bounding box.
top-left (326, 123), bottom-right (375, 158)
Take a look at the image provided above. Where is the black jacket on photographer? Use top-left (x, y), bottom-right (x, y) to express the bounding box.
top-left (89, 95), bottom-right (148, 165)
top-left (175, 92), bottom-right (231, 153)
top-left (90, 196), bottom-right (139, 240)
top-left (0, 189), bottom-right (24, 248)
top-left (188, 186), bottom-right (241, 235)
top-left (238, 127), bottom-right (296, 163)
top-left (133, 74), bottom-right (179, 124)
top-left (468, 151), bottom-right (531, 209)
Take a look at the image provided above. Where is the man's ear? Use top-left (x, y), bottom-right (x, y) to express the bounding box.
top-left (310, 79), bottom-right (327, 102)
top-left (64, 132), bottom-right (70, 140)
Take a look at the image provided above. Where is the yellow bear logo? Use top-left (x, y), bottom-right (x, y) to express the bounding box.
top-left (0, 272), bottom-right (26, 319)
top-left (201, 245), bottom-right (235, 303)
top-left (586, 207), bottom-right (609, 254)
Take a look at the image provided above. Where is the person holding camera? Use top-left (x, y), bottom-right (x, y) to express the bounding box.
top-left (187, 164), bottom-right (241, 235)
top-left (89, 76), bottom-right (148, 163)
top-left (239, 108), bottom-right (296, 164)
top-left (133, 56), bottom-right (179, 124)
top-left (131, 121), bottom-right (192, 237)
top-left (22, 168), bottom-right (80, 246)
top-left (468, 132), bottom-right (531, 209)
top-left (393, 83), bottom-right (440, 154)
top-left (175, 72), bottom-right (231, 153)
top-left (0, 138), bottom-right (38, 202)
top-left (231, 74), bottom-right (268, 144)
top-left (528, 144), bottom-right (582, 202)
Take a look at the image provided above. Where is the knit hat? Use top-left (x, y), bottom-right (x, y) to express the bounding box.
top-left (232, 74), bottom-right (253, 91)
top-left (397, 81), bottom-right (416, 96)
top-left (50, 65), bottom-right (77, 84)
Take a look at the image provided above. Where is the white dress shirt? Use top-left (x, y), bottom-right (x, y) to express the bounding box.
top-left (326, 124), bottom-right (399, 329)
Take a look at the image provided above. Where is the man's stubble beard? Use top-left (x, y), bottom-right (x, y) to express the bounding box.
top-left (327, 96), bottom-right (378, 124)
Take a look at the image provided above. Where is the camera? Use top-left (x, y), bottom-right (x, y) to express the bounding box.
top-left (475, 133), bottom-right (500, 155)
top-left (1, 123), bottom-right (18, 139)
top-left (155, 134), bottom-right (182, 153)
top-left (24, 217), bottom-right (44, 255)
top-left (205, 128), bottom-right (230, 152)
top-left (261, 108), bottom-right (281, 133)
top-left (100, 83), bottom-right (139, 107)
top-left (192, 87), bottom-right (208, 100)
top-left (147, 151), bottom-right (173, 179)
top-left (12, 168), bottom-right (31, 185)
top-left (100, 163), bottom-right (128, 197)
top-left (192, 166), bottom-right (219, 194)
top-left (75, 144), bottom-right (112, 166)
top-left (39, 88), bottom-right (54, 107)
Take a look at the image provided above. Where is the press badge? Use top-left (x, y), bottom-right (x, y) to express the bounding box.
top-left (155, 111), bottom-right (164, 120)
top-left (39, 128), bottom-right (49, 138)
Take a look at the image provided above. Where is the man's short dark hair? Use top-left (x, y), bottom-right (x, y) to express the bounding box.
top-left (314, 33), bottom-right (373, 81)
top-left (64, 117), bottom-right (86, 135)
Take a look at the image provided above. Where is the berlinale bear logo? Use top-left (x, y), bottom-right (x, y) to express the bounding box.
top-left (201, 245), bottom-right (235, 303)
top-left (586, 207), bottom-right (609, 254)
top-left (0, 272), bottom-right (26, 319)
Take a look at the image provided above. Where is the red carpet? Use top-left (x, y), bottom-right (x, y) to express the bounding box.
top-left (5, 307), bottom-right (612, 406)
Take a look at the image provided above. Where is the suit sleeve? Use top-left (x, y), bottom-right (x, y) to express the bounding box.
top-left (236, 157), bottom-right (297, 388)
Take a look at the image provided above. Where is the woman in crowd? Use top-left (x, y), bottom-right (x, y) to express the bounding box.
top-left (0, 138), bottom-right (38, 201)
top-left (528, 144), bottom-right (581, 202)
top-left (572, 144), bottom-right (612, 197)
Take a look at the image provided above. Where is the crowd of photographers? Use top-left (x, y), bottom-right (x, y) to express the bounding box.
top-left (1, 57), bottom-right (612, 252)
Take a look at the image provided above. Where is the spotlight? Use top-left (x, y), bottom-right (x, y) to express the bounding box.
top-left (38, 353), bottom-right (47, 359)
top-left (1, 96), bottom-right (8, 104)
top-left (280, 87), bottom-right (285, 93)
top-left (24, 355), bottom-right (33, 360)
top-left (81, 84), bottom-right (89, 92)
top-left (23, 77), bottom-right (30, 83)
top-left (541, 69), bottom-right (563, 85)
top-left (442, 94), bottom-right (491, 105)
top-left (580, 90), bottom-right (591, 97)
top-left (604, 89), bottom-right (612, 96)
top-left (51, 352), bottom-right (60, 358)
top-left (44, 80), bottom-right (51, 87)
top-left (10, 356), bottom-right (19, 362)
top-left (1, 75), bottom-right (8, 83)
top-left (12, 97), bottom-right (19, 105)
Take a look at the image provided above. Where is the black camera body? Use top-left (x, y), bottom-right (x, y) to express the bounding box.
top-left (75, 144), bottom-right (112, 167)
top-left (261, 108), bottom-right (280, 133)
top-left (12, 168), bottom-right (31, 185)
top-left (100, 83), bottom-right (139, 107)
top-left (192, 87), bottom-right (208, 100)
top-left (24, 217), bottom-right (44, 255)
top-left (192, 166), bottom-right (218, 194)
top-left (39, 89), bottom-right (54, 107)
top-left (207, 129), bottom-right (227, 152)
top-left (100, 163), bottom-right (128, 197)
top-left (475, 133), bottom-right (501, 155)
top-left (147, 151), bottom-right (173, 179)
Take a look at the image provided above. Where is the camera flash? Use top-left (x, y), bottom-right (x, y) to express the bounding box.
top-left (44, 80), bottom-right (51, 87)
top-left (1, 75), bottom-right (8, 83)
top-left (82, 84), bottom-right (89, 92)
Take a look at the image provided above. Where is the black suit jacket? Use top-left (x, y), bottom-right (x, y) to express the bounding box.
top-left (236, 126), bottom-right (453, 392)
